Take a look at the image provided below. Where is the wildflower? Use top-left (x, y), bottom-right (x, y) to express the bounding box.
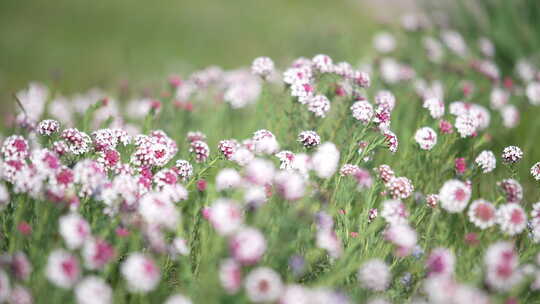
top-left (350, 100), bottom-right (374, 124)
top-left (373, 32), bottom-right (396, 53)
top-left (9, 284), bottom-right (32, 304)
top-left (219, 259), bottom-right (242, 294)
top-left (468, 199), bottom-right (497, 229)
top-left (59, 213), bottom-right (91, 250)
top-left (441, 30), bottom-right (467, 56)
top-left (382, 130), bottom-right (398, 153)
top-left (439, 180), bottom-right (471, 213)
top-left (139, 192), bottom-right (180, 230)
top-left (279, 285), bottom-right (310, 304)
top-left (490, 88), bottom-right (509, 110)
top-left (1, 135), bottom-right (29, 160)
top-left (121, 253), bottom-right (160, 293)
top-left (251, 57), bottom-right (274, 78)
top-left (531, 202), bottom-right (540, 226)
top-left (274, 171), bottom-right (305, 201)
top-left (439, 120), bottom-right (453, 134)
top-left (245, 158), bottom-right (275, 185)
top-left (75, 276), bottom-right (112, 304)
top-left (375, 90), bottom-right (396, 111)
top-left (0, 183), bottom-right (9, 210)
top-left (368, 208), bottom-right (378, 223)
top-left (373, 105), bottom-right (392, 130)
top-left (354, 168), bottom-right (373, 190)
top-left (426, 194), bottom-right (439, 208)
top-left (215, 168), bottom-right (242, 191)
top-left (455, 114), bottom-right (478, 138)
top-left (61, 128), bottom-right (92, 155)
top-left (414, 127), bottom-right (437, 150)
top-left (218, 139), bottom-right (239, 160)
top-left (244, 267), bottom-right (284, 303)
top-left (527, 82), bottom-right (540, 105)
top-left (297, 130), bottom-right (320, 148)
top-left (252, 129), bottom-right (279, 155)
top-left (307, 95), bottom-right (331, 118)
top-left (312, 54), bottom-right (333, 73)
top-left (484, 242), bottom-right (522, 291)
top-left (82, 238), bottom-right (115, 270)
top-left (209, 199), bottom-right (243, 236)
top-left (164, 294), bottom-right (193, 304)
top-left (357, 259), bottom-right (391, 291)
top-left (384, 224), bottom-right (417, 257)
top-left (426, 248), bottom-right (455, 277)
top-left (311, 142), bottom-right (340, 178)
top-left (475, 150), bottom-right (496, 173)
top-left (189, 140), bottom-right (210, 163)
top-left (45, 249), bottom-right (80, 289)
top-left (497, 203), bottom-right (527, 236)
top-left (387, 177), bottom-right (414, 199)
top-left (37, 119), bottom-right (60, 136)
top-left (174, 160), bottom-right (193, 181)
top-left (498, 179), bottom-right (523, 204)
top-left (316, 229), bottom-right (343, 258)
top-left (340, 164), bottom-right (360, 176)
top-left (353, 70), bottom-right (371, 87)
top-left (501, 146), bottom-right (523, 163)
top-left (500, 105), bottom-right (520, 128)
top-left (455, 157), bottom-right (467, 174)
top-left (230, 227), bottom-right (267, 265)
top-left (376, 164), bottom-right (395, 183)
top-left (11, 251), bottom-right (32, 281)
top-left (381, 200), bottom-right (409, 225)
top-left (231, 147), bottom-right (254, 166)
top-left (422, 98), bottom-right (445, 119)
top-left (186, 131), bottom-right (207, 143)
top-left (275, 150), bottom-right (295, 170)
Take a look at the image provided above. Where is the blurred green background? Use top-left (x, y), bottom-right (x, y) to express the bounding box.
top-left (0, 0), bottom-right (379, 116)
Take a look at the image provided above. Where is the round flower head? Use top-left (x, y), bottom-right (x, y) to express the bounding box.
top-left (82, 238), bottom-right (115, 270)
top-left (231, 147), bottom-right (254, 166)
top-left (61, 128), bottom-right (92, 155)
top-left (455, 114), bottom-right (478, 138)
top-left (189, 140), bottom-right (210, 163)
top-left (426, 194), bottom-right (439, 208)
top-left (467, 199), bottom-right (497, 229)
top-left (139, 192), bottom-right (179, 230)
top-left (215, 168), bottom-right (242, 191)
top-left (9, 284), bottom-right (33, 304)
top-left (244, 267), bottom-right (284, 303)
top-left (373, 32), bottom-right (396, 53)
top-left (279, 285), bottom-right (310, 304)
top-left (219, 259), bottom-right (242, 294)
top-left (381, 199), bottom-right (409, 225)
top-left (490, 88), bottom-right (509, 109)
top-left (350, 100), bottom-right (374, 124)
top-left (422, 98), bottom-right (445, 119)
top-left (384, 224), bottom-right (417, 257)
top-left (308, 95), bottom-right (331, 118)
top-left (311, 142), bottom-right (340, 179)
top-left (387, 176), bottom-right (414, 199)
top-left (274, 171), bottom-right (305, 201)
top-left (59, 213), bottom-right (91, 250)
top-left (498, 178), bottom-right (523, 204)
top-left (438, 179), bottom-right (471, 213)
top-left (414, 127), bottom-right (437, 150)
top-left (531, 162), bottom-right (540, 180)
top-left (186, 131), bottom-right (207, 143)
top-left (375, 90), bottom-right (396, 111)
top-left (383, 130), bottom-right (398, 153)
top-left (297, 130), bottom-right (320, 148)
top-left (121, 253), bottom-right (160, 293)
top-left (245, 158), bottom-right (275, 185)
top-left (354, 168), bottom-right (373, 190)
top-left (251, 56), bottom-right (274, 78)
top-left (37, 119), bottom-right (60, 136)
top-left (496, 203), bottom-right (527, 236)
top-left (75, 276), bottom-right (112, 304)
top-left (376, 164), bottom-right (395, 183)
top-left (357, 259), bottom-right (391, 291)
top-left (340, 164), bottom-right (360, 176)
top-left (290, 82), bottom-right (314, 104)
top-left (353, 70), bottom-right (371, 87)
top-left (230, 227), bottom-right (267, 265)
top-left (484, 241), bottom-right (522, 291)
top-left (426, 248), bottom-right (455, 277)
top-left (312, 54), bottom-right (333, 73)
top-left (502, 146), bottom-right (523, 163)
top-left (275, 150), bottom-right (295, 170)
top-left (174, 160), bottom-right (193, 181)
top-left (501, 105), bottom-right (520, 129)
top-left (475, 150), bottom-right (496, 173)
top-left (368, 208), bottom-right (378, 223)
top-left (252, 129), bottom-right (279, 155)
top-left (218, 139), bottom-right (239, 160)
top-left (45, 249), bottom-right (81, 289)
top-left (209, 199), bottom-right (243, 236)
top-left (1, 135), bottom-right (29, 160)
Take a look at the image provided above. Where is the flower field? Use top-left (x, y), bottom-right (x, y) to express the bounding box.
top-left (1, 2), bottom-right (540, 303)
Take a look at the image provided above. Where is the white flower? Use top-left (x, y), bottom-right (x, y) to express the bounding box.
top-left (455, 114), bottom-right (478, 138)
top-left (311, 142), bottom-right (340, 179)
top-left (138, 192), bottom-right (179, 230)
top-left (350, 100), bottom-right (374, 123)
top-left (75, 276), bottom-right (112, 304)
top-left (422, 98), bottom-right (445, 118)
top-left (164, 294), bottom-right (193, 304)
top-left (496, 203), bottom-right (527, 236)
top-left (209, 199), bottom-right (243, 236)
top-left (373, 32), bottom-right (396, 53)
top-left (531, 162), bottom-right (540, 181)
top-left (215, 168), bottom-right (242, 191)
top-left (59, 213), bottom-right (91, 250)
top-left (251, 57), bottom-right (275, 78)
top-left (121, 253), bottom-right (160, 293)
top-left (527, 82), bottom-right (540, 105)
top-left (46, 249), bottom-right (80, 289)
top-left (475, 150), bottom-right (496, 173)
top-left (244, 267), bottom-right (284, 303)
top-left (467, 199), bottom-right (497, 229)
top-left (439, 180), bottom-right (471, 213)
top-left (414, 127), bottom-right (437, 150)
top-left (358, 259), bottom-right (391, 291)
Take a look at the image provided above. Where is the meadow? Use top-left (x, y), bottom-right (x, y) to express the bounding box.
top-left (1, 1), bottom-right (540, 303)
